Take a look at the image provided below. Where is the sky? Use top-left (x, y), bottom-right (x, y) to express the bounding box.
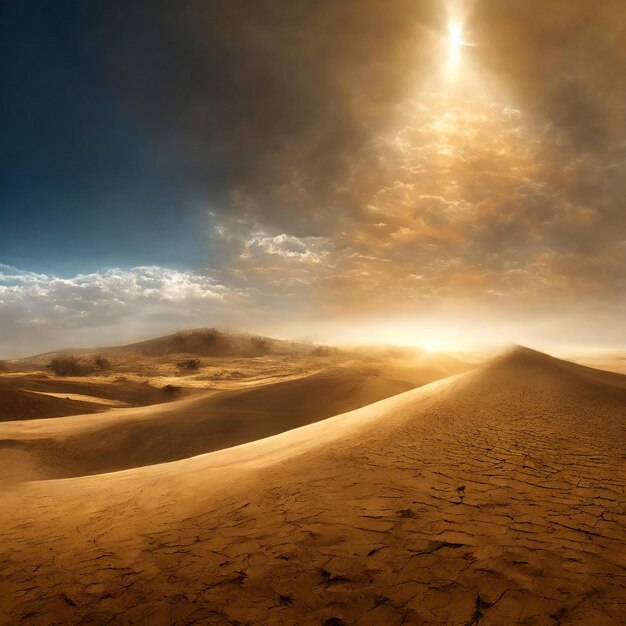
top-left (1, 0), bottom-right (625, 357)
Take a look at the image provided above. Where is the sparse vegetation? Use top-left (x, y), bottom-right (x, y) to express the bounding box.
top-left (126, 328), bottom-right (313, 358)
top-left (199, 329), bottom-right (219, 346)
top-left (249, 336), bottom-right (271, 355)
top-left (178, 358), bottom-right (201, 370)
top-left (48, 354), bottom-right (112, 375)
top-left (49, 356), bottom-right (94, 376)
top-left (162, 384), bottom-right (182, 394)
top-left (312, 346), bottom-right (335, 356)
top-left (94, 355), bottom-right (111, 370)
top-left (206, 368), bottom-right (247, 380)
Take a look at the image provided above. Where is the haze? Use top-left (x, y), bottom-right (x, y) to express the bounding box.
top-left (2, 4), bottom-right (626, 624)
top-left (2, 0), bottom-right (625, 356)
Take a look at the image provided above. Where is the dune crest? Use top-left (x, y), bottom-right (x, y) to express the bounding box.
top-left (0, 360), bottom-right (466, 480)
top-left (1, 347), bottom-right (625, 624)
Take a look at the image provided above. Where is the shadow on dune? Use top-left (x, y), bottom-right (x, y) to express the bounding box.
top-left (1, 347), bottom-right (625, 625)
top-left (0, 363), bottom-right (458, 479)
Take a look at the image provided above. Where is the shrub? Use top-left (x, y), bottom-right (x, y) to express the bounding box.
top-left (312, 346), bottom-right (334, 356)
top-left (199, 329), bottom-right (219, 346)
top-left (250, 337), bottom-right (271, 355)
top-left (49, 356), bottom-right (94, 376)
top-left (162, 384), bottom-right (181, 394)
top-left (178, 358), bottom-right (201, 370)
top-left (93, 355), bottom-right (111, 370)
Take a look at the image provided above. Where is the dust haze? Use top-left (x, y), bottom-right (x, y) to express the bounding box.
top-left (1, 1), bottom-right (625, 624)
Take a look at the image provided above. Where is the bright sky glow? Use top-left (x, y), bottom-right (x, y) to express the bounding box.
top-left (2, 2), bottom-right (625, 357)
top-left (420, 339), bottom-right (443, 353)
top-left (448, 20), bottom-right (463, 69)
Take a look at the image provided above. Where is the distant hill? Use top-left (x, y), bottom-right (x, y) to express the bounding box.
top-left (9, 328), bottom-right (324, 367)
top-left (115, 328), bottom-right (317, 357)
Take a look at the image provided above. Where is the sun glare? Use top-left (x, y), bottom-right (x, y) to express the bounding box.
top-left (447, 20), bottom-right (463, 69)
top-left (421, 339), bottom-right (442, 353)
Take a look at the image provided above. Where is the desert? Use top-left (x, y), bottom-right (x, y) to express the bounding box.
top-left (2, 1), bottom-right (626, 623)
top-left (1, 335), bottom-right (625, 625)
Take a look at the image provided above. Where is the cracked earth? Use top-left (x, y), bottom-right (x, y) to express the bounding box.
top-left (1, 347), bottom-right (625, 625)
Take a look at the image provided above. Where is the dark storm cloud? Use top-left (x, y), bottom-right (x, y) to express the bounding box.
top-left (95, 0), bottom-right (444, 235)
top-left (188, 0), bottom-right (626, 226)
top-left (2, 1), bottom-right (625, 353)
top-left (7, 1), bottom-right (622, 249)
top-left (154, 0), bottom-right (626, 268)
top-left (472, 0), bottom-right (626, 153)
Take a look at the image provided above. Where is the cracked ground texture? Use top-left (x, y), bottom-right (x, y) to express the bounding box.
top-left (1, 347), bottom-right (625, 625)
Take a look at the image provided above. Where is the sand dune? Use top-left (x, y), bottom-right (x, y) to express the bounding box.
top-left (21, 390), bottom-right (129, 406)
top-left (569, 350), bottom-right (626, 376)
top-left (0, 364), bottom-right (453, 481)
top-left (0, 381), bottom-right (104, 422)
top-left (0, 375), bottom-right (179, 422)
top-left (1, 347), bottom-right (624, 624)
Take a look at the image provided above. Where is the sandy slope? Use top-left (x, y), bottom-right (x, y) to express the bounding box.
top-left (570, 351), bottom-right (626, 376)
top-left (1, 347), bottom-right (625, 625)
top-left (0, 375), bottom-right (178, 422)
top-left (0, 381), bottom-right (103, 422)
top-left (24, 391), bottom-right (129, 407)
top-left (0, 364), bottom-right (455, 481)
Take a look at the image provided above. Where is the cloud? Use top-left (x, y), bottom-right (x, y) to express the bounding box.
top-left (3, 78), bottom-right (626, 354)
top-left (254, 93), bottom-right (626, 313)
top-left (203, 87), bottom-right (626, 331)
top-left (0, 266), bottom-right (250, 357)
top-left (2, 2), bottom-right (626, 352)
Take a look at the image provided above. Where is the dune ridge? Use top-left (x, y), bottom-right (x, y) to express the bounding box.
top-left (0, 362), bottom-right (461, 481)
top-left (1, 347), bottom-right (625, 624)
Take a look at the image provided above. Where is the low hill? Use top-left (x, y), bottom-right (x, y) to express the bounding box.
top-left (6, 328), bottom-right (323, 371)
top-left (114, 328), bottom-right (317, 357)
